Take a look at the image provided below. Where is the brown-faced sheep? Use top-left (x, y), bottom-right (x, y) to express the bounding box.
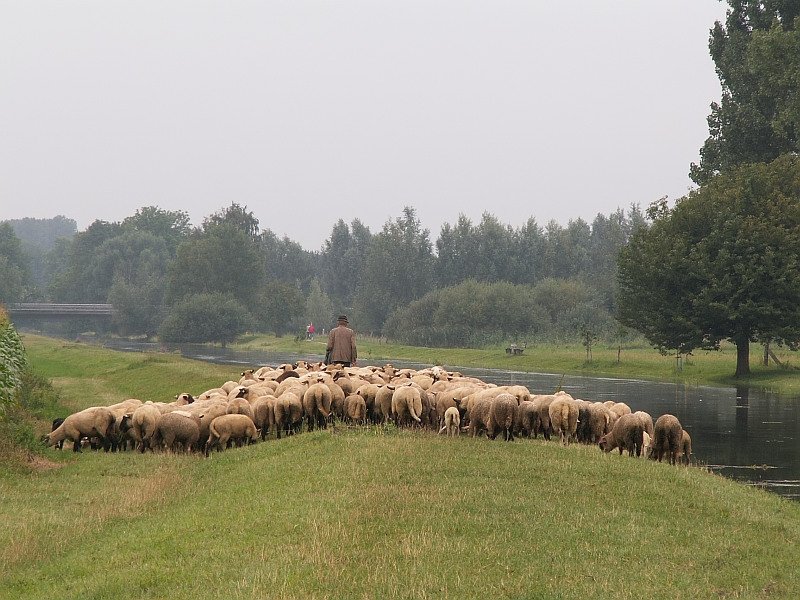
top-left (652, 414), bottom-right (683, 464)
top-left (174, 393), bottom-right (195, 406)
top-left (45, 406), bottom-right (116, 452)
top-left (390, 383), bottom-right (423, 427)
top-left (302, 381), bottom-right (333, 430)
top-left (204, 414), bottom-right (258, 455)
top-left (344, 394), bottom-right (367, 425)
top-left (599, 413), bottom-right (644, 457)
top-left (549, 394), bottom-right (579, 446)
top-left (487, 393), bottom-right (519, 441)
top-left (438, 406), bottom-right (460, 437)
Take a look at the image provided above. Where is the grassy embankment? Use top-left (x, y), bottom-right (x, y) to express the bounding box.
top-left (1, 335), bottom-right (799, 599)
top-left (234, 333), bottom-right (800, 396)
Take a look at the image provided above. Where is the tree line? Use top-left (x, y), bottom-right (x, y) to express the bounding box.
top-left (1, 204), bottom-right (645, 347)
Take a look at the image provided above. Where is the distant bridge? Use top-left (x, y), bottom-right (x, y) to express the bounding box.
top-left (7, 303), bottom-right (116, 318)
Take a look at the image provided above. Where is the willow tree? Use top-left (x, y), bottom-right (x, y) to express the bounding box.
top-left (619, 155), bottom-right (800, 377)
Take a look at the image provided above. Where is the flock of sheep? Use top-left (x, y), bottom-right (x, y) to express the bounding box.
top-left (45, 361), bottom-right (692, 463)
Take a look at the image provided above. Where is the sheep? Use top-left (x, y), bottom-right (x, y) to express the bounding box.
top-left (373, 385), bottom-right (394, 424)
top-left (174, 393), bottom-right (195, 406)
top-left (204, 414), bottom-right (258, 456)
top-left (355, 383), bottom-right (380, 422)
top-left (677, 429), bottom-right (692, 465)
top-left (640, 431), bottom-right (652, 459)
top-left (344, 394), bottom-right (367, 425)
top-left (531, 394), bottom-right (558, 440)
top-left (303, 381), bottom-right (333, 430)
top-left (45, 407), bottom-right (116, 452)
top-left (390, 383), bottom-right (423, 427)
top-left (548, 393), bottom-right (579, 446)
top-left (50, 418), bottom-right (65, 449)
top-left (438, 406), bottom-right (460, 437)
top-left (274, 392), bottom-right (304, 438)
top-left (515, 401), bottom-right (538, 438)
top-left (129, 403), bottom-right (163, 453)
top-left (584, 403), bottom-right (612, 444)
top-left (598, 413), bottom-right (644, 457)
top-left (468, 397), bottom-right (492, 438)
top-left (251, 395), bottom-right (277, 441)
top-left (633, 411), bottom-right (655, 439)
top-left (227, 397), bottom-right (254, 421)
top-left (609, 402), bottom-right (632, 421)
top-left (651, 414), bottom-right (683, 465)
top-left (153, 411), bottom-right (202, 453)
top-left (487, 393), bottom-right (519, 441)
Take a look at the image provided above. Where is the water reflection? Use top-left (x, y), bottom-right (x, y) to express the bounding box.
top-left (95, 339), bottom-right (800, 501)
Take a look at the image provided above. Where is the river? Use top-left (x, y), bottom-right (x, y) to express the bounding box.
top-left (97, 338), bottom-right (800, 501)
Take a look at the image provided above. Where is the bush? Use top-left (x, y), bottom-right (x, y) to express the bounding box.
top-left (159, 293), bottom-right (253, 346)
top-left (0, 310), bottom-right (27, 419)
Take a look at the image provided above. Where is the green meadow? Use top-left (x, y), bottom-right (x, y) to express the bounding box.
top-left (0, 335), bottom-right (798, 599)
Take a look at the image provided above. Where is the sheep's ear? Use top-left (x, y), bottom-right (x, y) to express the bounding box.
top-left (174, 394), bottom-right (179, 400)
top-left (123, 412), bottom-right (133, 418)
top-left (198, 413), bottom-right (205, 419)
top-left (387, 385), bottom-right (395, 390)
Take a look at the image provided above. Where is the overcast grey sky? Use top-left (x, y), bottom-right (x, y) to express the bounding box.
top-left (1, 1), bottom-right (728, 250)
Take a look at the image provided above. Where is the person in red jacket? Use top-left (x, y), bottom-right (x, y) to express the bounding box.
top-left (326, 315), bottom-right (357, 367)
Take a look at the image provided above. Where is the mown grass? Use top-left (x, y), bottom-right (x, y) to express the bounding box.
top-left (1, 335), bottom-right (799, 598)
top-left (234, 334), bottom-right (800, 396)
top-left (1, 430), bottom-right (799, 599)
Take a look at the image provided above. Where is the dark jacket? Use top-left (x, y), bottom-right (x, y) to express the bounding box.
top-left (327, 325), bottom-right (357, 364)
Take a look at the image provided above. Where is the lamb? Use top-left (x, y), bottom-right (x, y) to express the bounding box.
top-left (598, 413), bottom-right (644, 457)
top-left (302, 381), bottom-right (333, 431)
top-left (390, 383), bottom-right (423, 427)
top-left (640, 431), bottom-right (652, 459)
top-left (438, 406), bottom-right (460, 437)
top-left (355, 383), bottom-right (381, 422)
top-left (344, 394), bottom-right (367, 425)
top-left (651, 414), bottom-right (683, 465)
top-left (487, 393), bottom-right (518, 441)
top-left (153, 411), bottom-right (202, 453)
top-left (548, 393), bottom-right (579, 445)
top-left (204, 414), bottom-right (258, 456)
top-left (45, 407), bottom-right (116, 452)
top-left (677, 429), bottom-right (692, 465)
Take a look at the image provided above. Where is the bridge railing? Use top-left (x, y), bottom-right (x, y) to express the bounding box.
top-left (7, 303), bottom-right (115, 317)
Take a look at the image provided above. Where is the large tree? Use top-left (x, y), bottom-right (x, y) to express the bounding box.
top-left (691, 1), bottom-right (800, 185)
top-left (619, 155), bottom-right (800, 377)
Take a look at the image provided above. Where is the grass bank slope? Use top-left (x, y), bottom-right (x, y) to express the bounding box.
top-left (1, 430), bottom-right (799, 599)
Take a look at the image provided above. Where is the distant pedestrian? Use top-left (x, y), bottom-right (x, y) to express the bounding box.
top-left (326, 315), bottom-right (357, 367)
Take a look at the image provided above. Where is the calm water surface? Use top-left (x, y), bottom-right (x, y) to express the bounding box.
top-left (102, 339), bottom-right (800, 501)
